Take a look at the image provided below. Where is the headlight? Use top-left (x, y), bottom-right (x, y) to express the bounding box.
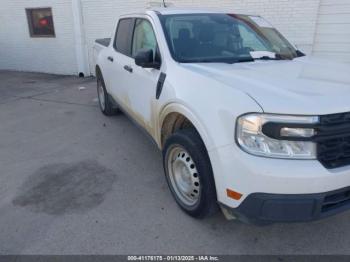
top-left (236, 113), bottom-right (318, 159)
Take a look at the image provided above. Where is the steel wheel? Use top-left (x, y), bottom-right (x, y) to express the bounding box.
top-left (167, 145), bottom-right (201, 206)
top-left (97, 78), bottom-right (105, 111)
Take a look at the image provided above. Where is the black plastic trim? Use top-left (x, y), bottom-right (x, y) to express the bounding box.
top-left (296, 50), bottom-right (306, 57)
top-left (156, 72), bottom-right (166, 99)
top-left (227, 186), bottom-right (350, 224)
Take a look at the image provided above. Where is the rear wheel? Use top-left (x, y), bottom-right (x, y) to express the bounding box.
top-left (96, 70), bottom-right (119, 116)
top-left (163, 129), bottom-right (219, 218)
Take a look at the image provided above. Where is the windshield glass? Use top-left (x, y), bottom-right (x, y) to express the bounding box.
top-left (158, 13), bottom-right (299, 63)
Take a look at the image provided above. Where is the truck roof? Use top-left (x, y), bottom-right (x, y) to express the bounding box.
top-left (149, 7), bottom-right (231, 15)
top-left (120, 7), bottom-right (253, 17)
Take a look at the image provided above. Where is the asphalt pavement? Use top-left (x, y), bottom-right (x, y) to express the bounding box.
top-left (0, 70), bottom-right (349, 255)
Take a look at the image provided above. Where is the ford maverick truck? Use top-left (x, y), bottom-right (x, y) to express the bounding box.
top-left (94, 8), bottom-right (350, 224)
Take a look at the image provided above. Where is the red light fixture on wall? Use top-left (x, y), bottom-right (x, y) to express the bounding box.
top-left (39, 18), bottom-right (48, 26)
top-left (26, 7), bottom-right (55, 37)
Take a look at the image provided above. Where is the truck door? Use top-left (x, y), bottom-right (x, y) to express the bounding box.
top-left (126, 18), bottom-right (161, 136)
top-left (107, 18), bottom-right (135, 108)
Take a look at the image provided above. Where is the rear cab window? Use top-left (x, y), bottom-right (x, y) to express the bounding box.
top-left (114, 18), bottom-right (135, 56)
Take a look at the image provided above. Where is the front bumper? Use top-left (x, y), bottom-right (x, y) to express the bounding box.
top-left (208, 144), bottom-right (350, 223)
top-left (224, 186), bottom-right (350, 224)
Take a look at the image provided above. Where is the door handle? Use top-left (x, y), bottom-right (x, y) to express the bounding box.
top-left (123, 65), bottom-right (133, 73)
top-left (107, 56), bottom-right (114, 62)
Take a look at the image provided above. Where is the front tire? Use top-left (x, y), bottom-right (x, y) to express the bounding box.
top-left (96, 70), bottom-right (119, 116)
top-left (163, 129), bottom-right (219, 218)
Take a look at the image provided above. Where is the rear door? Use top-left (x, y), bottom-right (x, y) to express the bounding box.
top-left (107, 18), bottom-right (135, 106)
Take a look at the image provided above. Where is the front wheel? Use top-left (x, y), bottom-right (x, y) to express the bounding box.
top-left (163, 129), bottom-right (219, 218)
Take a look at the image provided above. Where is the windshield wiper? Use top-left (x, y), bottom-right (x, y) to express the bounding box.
top-left (253, 56), bottom-right (282, 60)
top-left (179, 56), bottom-right (254, 64)
top-left (250, 51), bottom-right (294, 61)
top-left (253, 54), bottom-right (295, 61)
top-left (227, 57), bottom-right (255, 64)
top-left (296, 50), bottom-right (306, 57)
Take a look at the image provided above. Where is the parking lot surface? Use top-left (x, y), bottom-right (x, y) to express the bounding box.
top-left (0, 70), bottom-right (349, 255)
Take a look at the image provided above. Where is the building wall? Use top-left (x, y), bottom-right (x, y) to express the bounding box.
top-left (228, 0), bottom-right (321, 54)
top-left (0, 0), bottom-right (77, 75)
top-left (81, 0), bottom-right (321, 74)
top-left (0, 0), bottom-right (332, 76)
top-left (313, 0), bottom-right (350, 63)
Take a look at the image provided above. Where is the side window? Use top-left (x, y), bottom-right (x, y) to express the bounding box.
top-left (114, 18), bottom-right (134, 56)
top-left (132, 19), bottom-right (158, 58)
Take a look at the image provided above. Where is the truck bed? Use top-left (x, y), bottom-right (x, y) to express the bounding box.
top-left (95, 38), bottom-right (111, 47)
top-left (93, 38), bottom-right (111, 75)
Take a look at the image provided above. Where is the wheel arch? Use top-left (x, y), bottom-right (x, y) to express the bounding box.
top-left (158, 103), bottom-right (214, 151)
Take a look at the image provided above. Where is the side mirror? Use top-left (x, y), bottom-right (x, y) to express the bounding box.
top-left (135, 49), bottom-right (160, 69)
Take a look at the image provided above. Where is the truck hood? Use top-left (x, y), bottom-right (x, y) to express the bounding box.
top-left (181, 57), bottom-right (350, 115)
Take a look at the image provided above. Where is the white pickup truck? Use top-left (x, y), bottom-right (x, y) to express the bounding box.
top-left (94, 7), bottom-right (350, 224)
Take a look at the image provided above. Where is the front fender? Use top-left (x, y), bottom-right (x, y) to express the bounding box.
top-left (157, 63), bottom-right (264, 152)
top-left (158, 101), bottom-right (215, 151)
top-left (158, 88), bottom-right (262, 153)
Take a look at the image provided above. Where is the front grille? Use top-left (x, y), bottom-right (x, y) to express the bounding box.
top-left (317, 112), bottom-right (350, 169)
top-left (319, 112), bottom-right (350, 125)
top-left (322, 188), bottom-right (350, 213)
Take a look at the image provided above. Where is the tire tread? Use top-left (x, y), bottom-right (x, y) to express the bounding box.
top-left (163, 128), bottom-right (219, 218)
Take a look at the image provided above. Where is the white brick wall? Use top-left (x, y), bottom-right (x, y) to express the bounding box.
top-left (229, 0), bottom-right (321, 53)
top-left (81, 0), bottom-right (321, 74)
top-left (313, 0), bottom-right (350, 63)
top-left (0, 0), bottom-right (77, 75)
top-left (0, 0), bottom-right (322, 75)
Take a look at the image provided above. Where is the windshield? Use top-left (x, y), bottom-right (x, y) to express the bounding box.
top-left (158, 13), bottom-right (299, 63)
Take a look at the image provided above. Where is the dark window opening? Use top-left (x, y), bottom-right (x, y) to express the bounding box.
top-left (26, 8), bottom-right (55, 37)
top-left (114, 18), bottom-right (135, 56)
